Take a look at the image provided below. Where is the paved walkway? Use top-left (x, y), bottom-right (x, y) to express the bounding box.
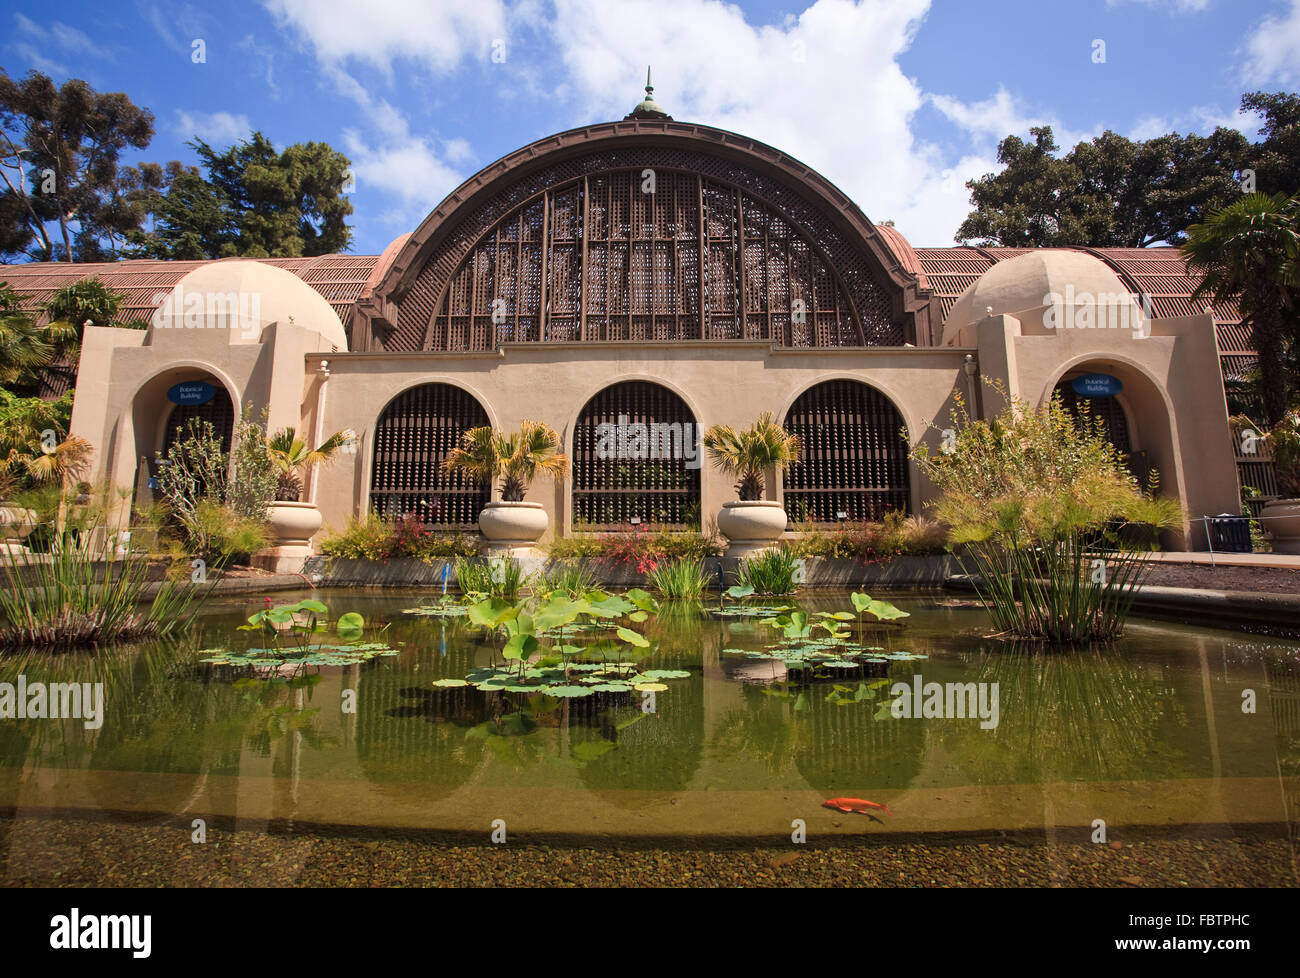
top-left (1147, 550), bottom-right (1300, 569)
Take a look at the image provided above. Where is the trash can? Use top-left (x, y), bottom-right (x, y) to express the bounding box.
top-left (1207, 514), bottom-right (1252, 553)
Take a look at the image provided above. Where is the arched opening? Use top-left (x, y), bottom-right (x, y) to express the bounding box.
top-left (572, 380), bottom-right (701, 529)
top-left (783, 379), bottom-right (910, 523)
top-left (368, 383), bottom-right (490, 527)
top-left (1052, 375), bottom-right (1148, 491)
top-left (131, 369), bottom-right (238, 508)
top-left (160, 386), bottom-right (235, 457)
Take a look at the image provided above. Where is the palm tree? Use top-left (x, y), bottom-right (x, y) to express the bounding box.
top-left (702, 412), bottom-right (801, 500)
top-left (0, 283), bottom-right (53, 391)
top-left (443, 420), bottom-right (568, 501)
top-left (267, 427), bottom-right (352, 501)
top-left (0, 392), bottom-right (93, 488)
top-left (1183, 192), bottom-right (1300, 426)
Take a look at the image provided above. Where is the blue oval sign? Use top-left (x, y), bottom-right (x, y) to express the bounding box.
top-left (1071, 373), bottom-right (1122, 398)
top-left (167, 381), bottom-right (217, 406)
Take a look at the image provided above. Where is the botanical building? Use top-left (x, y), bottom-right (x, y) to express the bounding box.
top-left (4, 86), bottom-right (1249, 557)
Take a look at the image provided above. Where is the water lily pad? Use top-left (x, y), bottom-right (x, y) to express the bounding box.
top-left (642, 669), bottom-right (691, 680)
top-left (431, 678), bottom-right (469, 687)
top-left (633, 682), bottom-right (668, 692)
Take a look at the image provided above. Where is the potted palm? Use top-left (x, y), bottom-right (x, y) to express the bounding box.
top-left (703, 412), bottom-right (801, 557)
top-left (265, 427), bottom-right (352, 550)
top-left (1263, 409), bottom-right (1300, 554)
top-left (443, 420), bottom-right (568, 550)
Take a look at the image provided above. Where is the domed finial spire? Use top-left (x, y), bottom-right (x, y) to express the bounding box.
top-left (625, 65), bottom-right (672, 121)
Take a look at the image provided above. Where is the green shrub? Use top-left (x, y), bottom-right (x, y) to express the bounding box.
top-left (736, 545), bottom-right (801, 595)
top-left (319, 512), bottom-right (483, 562)
top-left (912, 388), bottom-right (1183, 643)
top-left (319, 512), bottom-right (393, 560)
top-left (646, 557), bottom-right (712, 600)
top-left (794, 514), bottom-right (948, 561)
top-left (544, 528), bottom-right (725, 572)
top-left (175, 499), bottom-right (269, 563)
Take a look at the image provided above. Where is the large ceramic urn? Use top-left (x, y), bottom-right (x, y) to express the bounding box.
top-left (1262, 499), bottom-right (1300, 555)
top-left (716, 500), bottom-right (788, 558)
top-left (478, 501), bottom-right (549, 552)
top-left (254, 501), bottom-right (324, 573)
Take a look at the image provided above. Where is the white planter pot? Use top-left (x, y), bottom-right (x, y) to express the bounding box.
top-left (267, 501), bottom-right (324, 548)
top-left (0, 506), bottom-right (38, 541)
top-left (478, 501), bottom-right (549, 547)
top-left (1262, 499), bottom-right (1300, 555)
top-left (717, 500), bottom-right (788, 557)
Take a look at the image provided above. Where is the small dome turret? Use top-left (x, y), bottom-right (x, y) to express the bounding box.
top-left (625, 66), bottom-right (673, 121)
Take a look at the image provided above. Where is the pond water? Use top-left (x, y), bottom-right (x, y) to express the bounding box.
top-left (0, 589), bottom-right (1297, 847)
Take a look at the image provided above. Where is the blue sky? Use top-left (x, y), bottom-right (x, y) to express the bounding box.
top-left (5, 0), bottom-right (1299, 251)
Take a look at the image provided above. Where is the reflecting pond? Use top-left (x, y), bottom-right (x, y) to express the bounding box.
top-left (0, 589), bottom-right (1297, 847)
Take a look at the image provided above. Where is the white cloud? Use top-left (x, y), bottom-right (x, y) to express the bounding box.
top-left (324, 65), bottom-right (469, 214)
top-left (929, 86), bottom-right (1096, 151)
top-left (12, 12), bottom-right (110, 62)
top-left (262, 0), bottom-right (508, 76)
top-left (175, 109), bottom-right (253, 145)
top-left (1241, 0), bottom-right (1300, 86)
top-left (1105, 0), bottom-right (1210, 12)
top-left (546, 0), bottom-right (982, 242)
top-left (7, 42), bottom-right (69, 78)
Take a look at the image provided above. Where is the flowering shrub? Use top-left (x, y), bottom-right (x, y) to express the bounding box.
top-left (320, 512), bottom-right (482, 562)
top-left (544, 527), bottom-right (725, 573)
top-left (794, 513), bottom-right (949, 562)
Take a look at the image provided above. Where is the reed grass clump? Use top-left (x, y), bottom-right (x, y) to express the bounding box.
top-left (0, 489), bottom-right (213, 651)
top-left (736, 545), bottom-right (802, 595)
top-left (645, 557), bottom-right (712, 600)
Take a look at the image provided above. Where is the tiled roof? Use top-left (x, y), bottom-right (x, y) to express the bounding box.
top-left (0, 242), bottom-right (1250, 354)
top-left (910, 245), bottom-right (1249, 354)
top-left (0, 254), bottom-right (381, 328)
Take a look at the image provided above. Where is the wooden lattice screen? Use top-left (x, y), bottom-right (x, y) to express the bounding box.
top-left (369, 384), bottom-right (490, 527)
top-left (161, 389), bottom-right (235, 456)
top-left (573, 381), bottom-right (700, 529)
top-left (783, 380), bottom-right (909, 523)
top-left (422, 164), bottom-right (890, 352)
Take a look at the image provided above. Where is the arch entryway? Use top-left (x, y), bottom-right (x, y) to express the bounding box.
top-left (572, 380), bottom-right (701, 529)
top-left (1052, 371), bottom-right (1150, 491)
top-left (161, 388), bottom-right (235, 457)
top-left (782, 379), bottom-right (910, 523)
top-left (368, 383), bottom-right (491, 527)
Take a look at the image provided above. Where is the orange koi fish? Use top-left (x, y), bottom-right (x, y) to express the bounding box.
top-left (823, 797), bottom-right (893, 817)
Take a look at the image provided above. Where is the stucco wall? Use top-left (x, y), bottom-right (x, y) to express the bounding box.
top-left (308, 342), bottom-right (973, 541)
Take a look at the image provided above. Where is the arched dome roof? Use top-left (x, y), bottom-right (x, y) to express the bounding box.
top-left (940, 250), bottom-right (1146, 346)
top-left (152, 259), bottom-right (349, 350)
top-left (352, 120), bottom-right (932, 351)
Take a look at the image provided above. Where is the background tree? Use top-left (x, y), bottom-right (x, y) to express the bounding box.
top-left (958, 125), bottom-right (1249, 247)
top-left (0, 70), bottom-right (155, 262)
top-left (1242, 91), bottom-right (1300, 196)
top-left (133, 132), bottom-right (353, 259)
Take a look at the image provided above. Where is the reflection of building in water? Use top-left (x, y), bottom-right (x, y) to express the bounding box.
top-left (0, 81), bottom-right (1252, 552)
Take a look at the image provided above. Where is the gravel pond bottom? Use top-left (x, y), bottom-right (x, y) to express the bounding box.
top-left (1, 815), bottom-right (1294, 887)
